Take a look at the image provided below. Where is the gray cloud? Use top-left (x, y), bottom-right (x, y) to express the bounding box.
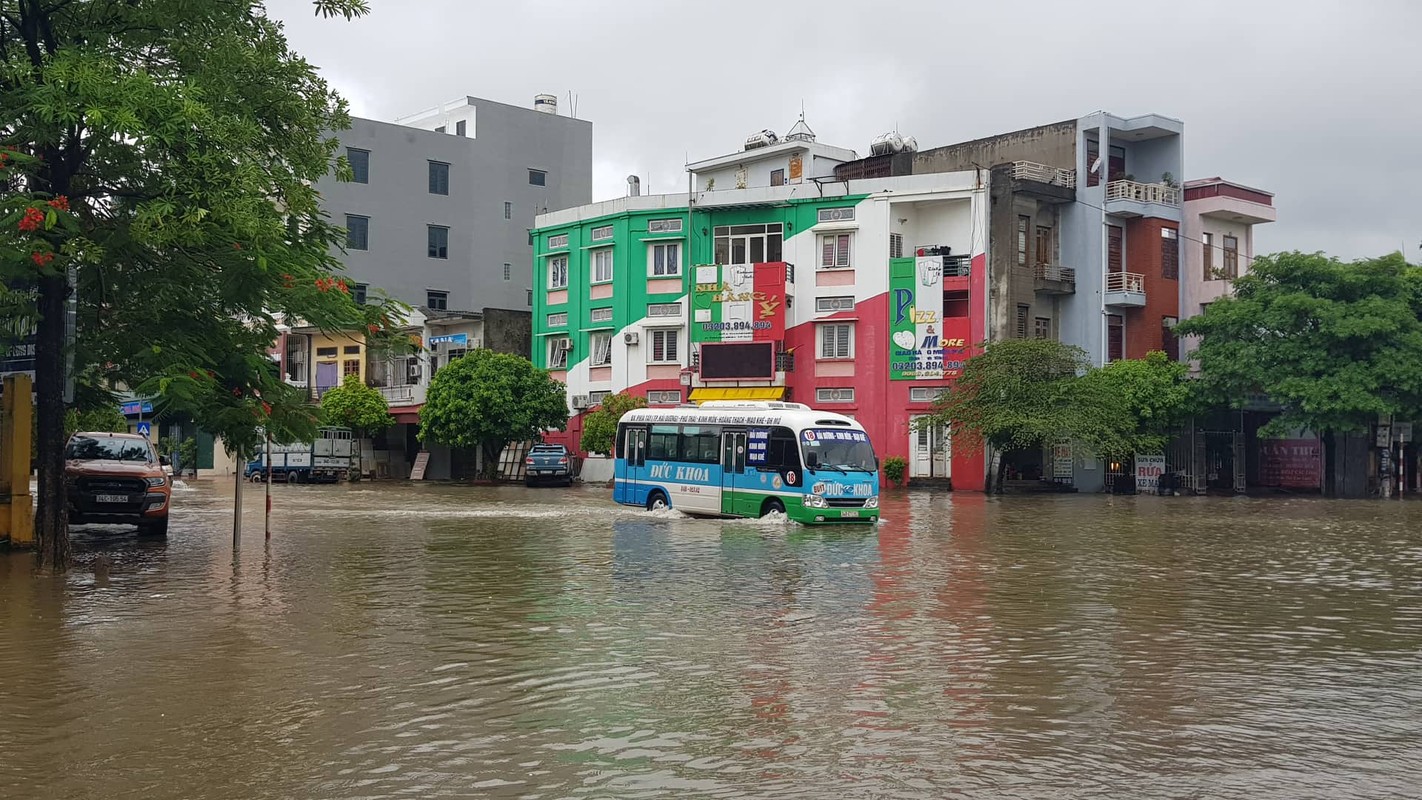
top-left (269, 0), bottom-right (1422, 259)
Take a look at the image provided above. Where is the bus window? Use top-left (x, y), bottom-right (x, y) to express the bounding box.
top-left (765, 427), bottom-right (801, 471)
top-left (649, 425), bottom-right (679, 461)
top-left (683, 425), bottom-right (720, 464)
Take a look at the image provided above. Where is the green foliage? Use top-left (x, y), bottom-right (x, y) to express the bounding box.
top-left (580, 392), bottom-right (648, 455)
top-left (1176, 251), bottom-right (1422, 437)
top-left (881, 455), bottom-right (907, 485)
top-left (1074, 352), bottom-right (1193, 458)
top-left (159, 435), bottom-right (198, 472)
top-left (64, 405), bottom-right (128, 437)
top-left (419, 350), bottom-right (568, 472)
top-left (320, 375), bottom-right (394, 436)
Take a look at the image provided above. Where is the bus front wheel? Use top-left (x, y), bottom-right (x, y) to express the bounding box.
top-left (761, 498), bottom-right (786, 518)
top-left (646, 491), bottom-right (669, 512)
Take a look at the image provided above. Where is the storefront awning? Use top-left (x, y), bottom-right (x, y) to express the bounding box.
top-left (689, 387), bottom-right (785, 403)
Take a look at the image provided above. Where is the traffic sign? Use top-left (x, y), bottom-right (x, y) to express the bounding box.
top-left (136, 422), bottom-right (151, 438)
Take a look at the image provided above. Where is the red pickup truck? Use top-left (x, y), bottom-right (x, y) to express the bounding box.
top-left (65, 431), bottom-right (171, 536)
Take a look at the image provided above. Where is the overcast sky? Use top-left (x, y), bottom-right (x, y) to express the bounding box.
top-left (269, 0), bottom-right (1419, 260)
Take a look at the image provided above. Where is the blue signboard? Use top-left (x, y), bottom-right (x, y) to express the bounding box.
top-left (747, 428), bottom-right (770, 466)
top-left (136, 422), bottom-right (151, 438)
top-left (428, 333), bottom-right (468, 346)
top-left (121, 400), bottom-right (154, 416)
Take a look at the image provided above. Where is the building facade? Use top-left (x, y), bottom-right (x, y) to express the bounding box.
top-left (1179, 177), bottom-right (1277, 344)
top-left (532, 164), bottom-right (991, 490)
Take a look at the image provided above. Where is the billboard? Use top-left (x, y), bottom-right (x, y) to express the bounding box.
top-left (700, 342), bottom-right (776, 380)
top-left (691, 262), bottom-right (786, 345)
top-left (889, 256), bottom-right (969, 380)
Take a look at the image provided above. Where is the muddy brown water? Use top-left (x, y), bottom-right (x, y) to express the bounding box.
top-left (2, 482), bottom-right (1420, 799)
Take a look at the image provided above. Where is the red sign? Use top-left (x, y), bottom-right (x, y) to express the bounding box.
top-left (1259, 438), bottom-right (1321, 489)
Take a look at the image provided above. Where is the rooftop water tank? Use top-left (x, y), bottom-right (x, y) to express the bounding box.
top-left (534, 94), bottom-right (557, 114)
top-left (744, 129), bottom-right (779, 151)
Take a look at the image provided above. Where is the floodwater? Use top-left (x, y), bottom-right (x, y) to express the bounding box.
top-left (2, 482), bottom-right (1421, 799)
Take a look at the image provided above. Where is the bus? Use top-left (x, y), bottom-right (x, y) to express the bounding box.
top-left (613, 401), bottom-right (880, 524)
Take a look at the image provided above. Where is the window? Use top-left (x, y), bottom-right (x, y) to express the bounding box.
top-left (1034, 316), bottom-right (1052, 340)
top-left (350, 283), bottom-right (367, 305)
top-left (547, 337), bottom-right (570, 369)
top-left (1035, 226), bottom-right (1053, 266)
top-left (1016, 304), bottom-right (1030, 339)
top-left (504, 201), bottom-right (512, 220)
top-left (548, 255), bottom-right (569, 289)
top-left (818, 207), bottom-right (855, 223)
top-left (647, 390), bottom-right (681, 405)
top-left (546, 312), bottom-right (568, 327)
top-left (455, 119), bottom-right (466, 137)
top-left (770, 169), bottom-right (785, 186)
top-left (528, 169), bottom-right (546, 186)
top-left (592, 248), bottom-right (614, 283)
top-left (589, 390), bottom-right (611, 406)
top-left (1108, 225), bottom-right (1124, 272)
top-left (650, 242), bottom-right (681, 276)
top-left (648, 218), bottom-right (683, 233)
top-left (591, 225), bottom-right (614, 242)
top-left (647, 302), bottom-right (680, 318)
top-left (1223, 235), bottom-right (1239, 279)
top-left (819, 233), bottom-right (852, 270)
top-left (316, 347), bottom-right (337, 358)
top-left (590, 307), bottom-right (613, 323)
top-left (446, 348), bottom-right (466, 364)
top-left (503, 262), bottom-right (511, 281)
top-left (816, 388), bottom-right (855, 403)
top-left (943, 290), bottom-right (970, 318)
top-left (344, 345), bottom-right (361, 355)
top-left (526, 288), bottom-right (532, 306)
top-left (345, 214), bottom-right (369, 250)
top-left (1107, 314), bottom-right (1124, 362)
top-left (427, 161), bottom-right (449, 195)
top-left (426, 290), bottom-right (448, 310)
top-left (1202, 232), bottom-right (1215, 279)
top-left (649, 329), bottom-right (679, 363)
top-left (816, 296), bottom-right (855, 313)
top-left (1161, 228), bottom-right (1179, 280)
top-left (910, 387), bottom-right (943, 403)
top-left (714, 223), bottom-right (783, 265)
top-left (1162, 316), bottom-right (1180, 362)
top-left (890, 232), bottom-right (904, 259)
top-left (343, 359), bottom-right (360, 378)
top-left (1017, 216), bottom-right (1029, 266)
top-left (427, 225), bottom-right (449, 259)
top-left (548, 233), bottom-right (568, 249)
top-left (590, 332), bottom-right (612, 366)
top-left (818, 323), bottom-right (853, 359)
top-left (346, 148), bottom-right (369, 184)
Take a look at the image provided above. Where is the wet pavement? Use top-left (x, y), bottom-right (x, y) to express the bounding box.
top-left (2, 480), bottom-right (1421, 799)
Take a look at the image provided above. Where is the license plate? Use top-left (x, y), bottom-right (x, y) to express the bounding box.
top-left (840, 510), bottom-right (860, 518)
top-left (95, 494), bottom-right (128, 504)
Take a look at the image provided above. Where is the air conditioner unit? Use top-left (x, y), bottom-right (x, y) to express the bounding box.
top-left (623, 331), bottom-right (640, 345)
top-left (470, 339), bottom-right (483, 349)
top-left (571, 394), bottom-right (589, 410)
top-left (557, 338), bottom-right (572, 351)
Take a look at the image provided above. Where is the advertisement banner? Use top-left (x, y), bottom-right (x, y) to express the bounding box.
top-left (691, 262), bottom-right (786, 345)
top-left (1053, 440), bottom-right (1074, 479)
top-left (1134, 454), bottom-right (1165, 492)
top-left (890, 257), bottom-right (968, 380)
top-left (1259, 438), bottom-right (1321, 489)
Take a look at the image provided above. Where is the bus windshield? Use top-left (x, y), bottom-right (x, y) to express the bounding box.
top-left (800, 429), bottom-right (875, 473)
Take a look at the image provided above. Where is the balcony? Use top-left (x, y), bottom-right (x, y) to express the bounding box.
top-left (1009, 161), bottom-right (1077, 203)
top-left (1104, 271), bottom-right (1146, 307)
top-left (1033, 264), bottom-right (1077, 295)
top-left (377, 383), bottom-right (427, 407)
top-left (1104, 180), bottom-right (1180, 218)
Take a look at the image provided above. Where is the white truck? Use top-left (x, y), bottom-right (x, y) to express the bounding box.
top-left (245, 427), bottom-right (353, 484)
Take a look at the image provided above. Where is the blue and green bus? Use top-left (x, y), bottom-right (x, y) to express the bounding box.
top-left (613, 401), bottom-right (880, 524)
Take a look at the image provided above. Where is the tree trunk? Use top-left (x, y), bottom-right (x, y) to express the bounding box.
top-left (34, 273), bottom-right (70, 573)
top-left (994, 449), bottom-right (1008, 494)
top-left (1322, 429), bottom-right (1337, 498)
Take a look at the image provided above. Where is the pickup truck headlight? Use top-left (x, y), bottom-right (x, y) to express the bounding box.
top-left (145, 476), bottom-right (168, 487)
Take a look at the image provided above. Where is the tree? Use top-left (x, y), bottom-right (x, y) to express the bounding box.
top-left (1073, 351), bottom-right (1194, 459)
top-left (580, 392), bottom-right (647, 455)
top-left (1, 0), bottom-right (391, 571)
top-left (320, 374), bottom-right (393, 478)
top-left (419, 350), bottom-right (568, 477)
top-left (1176, 251), bottom-right (1422, 494)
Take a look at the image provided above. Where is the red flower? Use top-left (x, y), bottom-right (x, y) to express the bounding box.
top-left (367, 323), bottom-right (379, 334)
top-left (262, 401), bottom-right (273, 416)
top-left (232, 242), bottom-right (242, 250)
top-left (30, 250), bottom-right (54, 267)
top-left (231, 386), bottom-right (243, 398)
top-left (336, 279), bottom-right (348, 294)
top-left (48, 196), bottom-right (69, 211)
top-left (18, 207), bottom-right (44, 232)
top-left (188, 370), bottom-right (200, 380)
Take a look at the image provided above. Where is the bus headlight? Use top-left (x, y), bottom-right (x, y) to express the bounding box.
top-left (865, 496), bottom-right (879, 509)
top-left (804, 494), bottom-right (828, 509)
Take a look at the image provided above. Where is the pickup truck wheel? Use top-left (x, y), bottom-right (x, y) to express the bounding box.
top-left (138, 517), bottom-right (169, 537)
top-left (286, 471), bottom-right (298, 485)
top-left (646, 490), bottom-right (669, 512)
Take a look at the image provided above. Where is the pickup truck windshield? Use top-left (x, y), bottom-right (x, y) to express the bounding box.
top-left (66, 436), bottom-right (152, 462)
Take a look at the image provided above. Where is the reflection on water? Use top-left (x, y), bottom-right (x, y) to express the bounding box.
top-left (2, 483), bottom-right (1421, 798)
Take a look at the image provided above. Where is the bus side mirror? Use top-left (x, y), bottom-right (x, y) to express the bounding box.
top-left (805, 451), bottom-right (819, 470)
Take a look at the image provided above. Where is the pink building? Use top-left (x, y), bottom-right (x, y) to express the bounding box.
top-left (1179, 178), bottom-right (1276, 354)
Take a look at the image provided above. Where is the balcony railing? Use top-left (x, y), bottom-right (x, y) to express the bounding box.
top-left (1011, 161), bottom-right (1076, 188)
top-left (1106, 271), bottom-right (1145, 293)
top-left (376, 383), bottom-right (427, 406)
top-left (1105, 180), bottom-right (1180, 206)
top-left (1034, 264), bottom-right (1077, 283)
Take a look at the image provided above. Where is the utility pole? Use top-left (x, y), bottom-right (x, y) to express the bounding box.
top-left (232, 448), bottom-right (243, 554)
top-left (265, 434), bottom-right (272, 541)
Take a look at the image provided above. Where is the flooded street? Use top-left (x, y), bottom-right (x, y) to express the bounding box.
top-left (3, 482), bottom-right (1421, 799)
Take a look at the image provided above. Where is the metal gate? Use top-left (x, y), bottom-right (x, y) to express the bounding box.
top-left (1167, 429), bottom-right (1244, 494)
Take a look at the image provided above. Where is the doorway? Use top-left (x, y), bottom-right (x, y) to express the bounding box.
top-left (909, 417), bottom-right (950, 479)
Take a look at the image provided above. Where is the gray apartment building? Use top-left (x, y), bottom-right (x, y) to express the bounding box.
top-left (314, 94), bottom-right (593, 321)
